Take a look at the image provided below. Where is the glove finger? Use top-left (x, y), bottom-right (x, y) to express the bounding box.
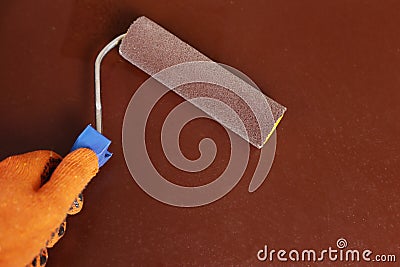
top-left (37, 148), bottom-right (98, 214)
top-left (45, 220), bottom-right (66, 248)
top-left (67, 193), bottom-right (84, 215)
top-left (27, 248), bottom-right (48, 267)
top-left (0, 150), bottom-right (61, 195)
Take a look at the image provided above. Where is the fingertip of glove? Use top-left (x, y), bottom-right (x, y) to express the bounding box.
top-left (64, 148), bottom-right (99, 174)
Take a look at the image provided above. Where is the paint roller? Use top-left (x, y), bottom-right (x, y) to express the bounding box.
top-left (95, 16), bottom-right (286, 148)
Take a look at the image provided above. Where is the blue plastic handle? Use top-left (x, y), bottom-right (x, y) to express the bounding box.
top-left (71, 125), bottom-right (112, 168)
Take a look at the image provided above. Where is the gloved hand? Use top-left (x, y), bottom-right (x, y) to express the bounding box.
top-left (0, 148), bottom-right (99, 267)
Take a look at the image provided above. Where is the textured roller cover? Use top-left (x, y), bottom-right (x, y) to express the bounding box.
top-left (119, 16), bottom-right (286, 148)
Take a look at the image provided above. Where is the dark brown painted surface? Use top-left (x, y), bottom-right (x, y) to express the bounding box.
top-left (1, 1), bottom-right (399, 266)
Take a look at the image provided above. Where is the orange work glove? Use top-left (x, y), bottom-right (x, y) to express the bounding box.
top-left (0, 148), bottom-right (99, 267)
